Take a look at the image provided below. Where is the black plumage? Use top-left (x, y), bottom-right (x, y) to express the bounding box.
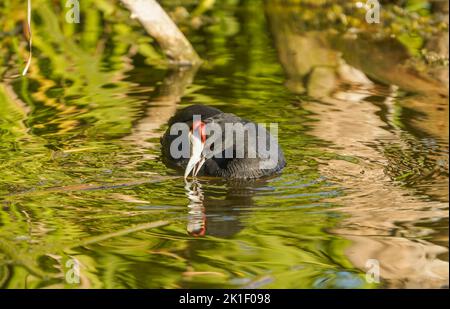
top-left (161, 105), bottom-right (286, 179)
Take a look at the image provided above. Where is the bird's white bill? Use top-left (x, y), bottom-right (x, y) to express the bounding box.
top-left (184, 131), bottom-right (205, 178)
top-left (192, 156), bottom-right (206, 177)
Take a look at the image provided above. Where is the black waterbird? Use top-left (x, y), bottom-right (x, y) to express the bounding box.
top-left (161, 105), bottom-right (286, 179)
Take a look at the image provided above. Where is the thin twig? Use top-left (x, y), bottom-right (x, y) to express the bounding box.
top-left (5, 176), bottom-right (178, 197)
top-left (76, 220), bottom-right (170, 247)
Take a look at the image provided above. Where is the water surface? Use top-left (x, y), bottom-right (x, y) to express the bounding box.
top-left (0, 1), bottom-right (448, 288)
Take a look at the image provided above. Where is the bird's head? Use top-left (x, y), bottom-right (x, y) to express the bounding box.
top-left (185, 120), bottom-right (206, 178)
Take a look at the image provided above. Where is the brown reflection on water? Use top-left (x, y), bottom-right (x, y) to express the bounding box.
top-left (308, 94), bottom-right (448, 287)
top-left (267, 2), bottom-right (449, 288)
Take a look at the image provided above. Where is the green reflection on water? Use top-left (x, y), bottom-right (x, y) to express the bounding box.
top-left (0, 0), bottom-right (447, 288)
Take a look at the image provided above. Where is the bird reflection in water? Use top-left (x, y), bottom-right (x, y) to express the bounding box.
top-left (184, 178), bottom-right (271, 238)
top-left (185, 180), bottom-right (206, 237)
